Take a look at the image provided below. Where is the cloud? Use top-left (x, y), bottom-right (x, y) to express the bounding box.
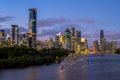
top-left (0, 16), bottom-right (14, 22)
top-left (105, 31), bottom-right (120, 41)
top-left (19, 26), bottom-right (28, 33)
top-left (90, 31), bottom-right (120, 42)
top-left (0, 28), bottom-right (10, 34)
top-left (38, 29), bottom-right (59, 37)
top-left (37, 18), bottom-right (70, 28)
top-left (0, 26), bottom-right (27, 35)
top-left (37, 23), bottom-right (80, 37)
top-left (76, 17), bottom-right (95, 24)
top-left (91, 31), bottom-right (120, 47)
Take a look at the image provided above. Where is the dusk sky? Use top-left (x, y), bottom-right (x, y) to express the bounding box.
top-left (0, 0), bottom-right (120, 46)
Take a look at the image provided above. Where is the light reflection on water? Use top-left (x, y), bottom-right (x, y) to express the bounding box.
top-left (0, 54), bottom-right (120, 80)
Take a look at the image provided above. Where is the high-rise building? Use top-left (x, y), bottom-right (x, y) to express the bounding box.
top-left (92, 40), bottom-right (99, 53)
top-left (99, 38), bottom-right (106, 53)
top-left (111, 41), bottom-right (117, 54)
top-left (58, 32), bottom-right (64, 48)
top-left (0, 30), bottom-right (6, 47)
top-left (0, 30), bottom-right (5, 38)
top-left (99, 30), bottom-right (106, 53)
top-left (70, 27), bottom-right (75, 37)
top-left (49, 37), bottom-right (54, 48)
top-left (28, 8), bottom-right (37, 48)
top-left (106, 41), bottom-right (117, 54)
top-left (10, 25), bottom-right (19, 46)
top-left (6, 37), bottom-right (11, 47)
top-left (100, 30), bottom-right (104, 39)
top-left (54, 34), bottom-right (59, 48)
top-left (70, 27), bottom-right (76, 51)
top-left (81, 37), bottom-right (88, 49)
top-left (75, 30), bottom-right (81, 52)
top-left (76, 37), bottom-right (88, 54)
top-left (64, 28), bottom-right (71, 50)
top-left (76, 30), bottom-right (81, 43)
top-left (18, 34), bottom-right (27, 46)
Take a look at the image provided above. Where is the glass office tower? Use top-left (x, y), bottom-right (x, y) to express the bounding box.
top-left (28, 8), bottom-right (37, 48)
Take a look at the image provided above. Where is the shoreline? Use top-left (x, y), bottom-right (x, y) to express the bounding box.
top-left (0, 46), bottom-right (69, 70)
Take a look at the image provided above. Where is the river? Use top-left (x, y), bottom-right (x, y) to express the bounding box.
top-left (0, 54), bottom-right (120, 80)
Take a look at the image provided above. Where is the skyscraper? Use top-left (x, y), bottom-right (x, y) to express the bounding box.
top-left (106, 41), bottom-right (117, 54)
top-left (28, 8), bottom-right (37, 48)
top-left (70, 27), bottom-right (76, 51)
top-left (76, 30), bottom-right (81, 43)
top-left (10, 25), bottom-right (19, 46)
top-left (58, 32), bottom-right (64, 43)
top-left (0, 30), bottom-right (6, 47)
top-left (70, 27), bottom-right (75, 37)
top-left (54, 34), bottom-right (59, 48)
top-left (64, 28), bottom-right (71, 50)
top-left (18, 34), bottom-right (27, 46)
top-left (100, 30), bottom-right (104, 39)
top-left (49, 37), bottom-right (54, 48)
top-left (58, 32), bottom-right (64, 48)
top-left (0, 30), bottom-right (5, 38)
top-left (92, 40), bottom-right (99, 53)
top-left (75, 30), bottom-right (82, 53)
top-left (99, 30), bottom-right (106, 53)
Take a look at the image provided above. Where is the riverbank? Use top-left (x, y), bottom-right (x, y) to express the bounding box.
top-left (115, 48), bottom-right (120, 54)
top-left (1, 53), bottom-right (120, 80)
top-left (0, 46), bottom-right (69, 69)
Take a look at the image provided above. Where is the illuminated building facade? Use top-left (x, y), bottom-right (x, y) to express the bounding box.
top-left (10, 25), bottom-right (19, 46)
top-left (92, 40), bottom-right (99, 53)
top-left (99, 38), bottom-right (106, 53)
top-left (43, 40), bottom-right (49, 48)
top-left (28, 8), bottom-right (37, 48)
top-left (58, 32), bottom-right (64, 43)
top-left (64, 28), bottom-right (71, 50)
top-left (54, 34), bottom-right (59, 48)
top-left (106, 41), bottom-right (117, 54)
top-left (71, 36), bottom-right (76, 51)
top-left (80, 37), bottom-right (88, 53)
top-left (70, 27), bottom-right (75, 37)
top-left (58, 32), bottom-right (64, 48)
top-left (18, 34), bottom-right (27, 46)
top-left (6, 37), bottom-right (11, 47)
top-left (76, 30), bottom-right (81, 43)
top-left (0, 30), bottom-right (6, 47)
top-left (99, 30), bottom-right (106, 53)
top-left (49, 37), bottom-right (54, 48)
top-left (111, 41), bottom-right (117, 53)
top-left (70, 27), bottom-right (76, 51)
top-left (75, 30), bottom-right (81, 52)
top-left (0, 30), bottom-right (5, 38)
top-left (106, 42), bottom-right (112, 53)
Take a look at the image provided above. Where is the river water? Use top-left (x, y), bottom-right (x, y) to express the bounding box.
top-left (0, 54), bottom-right (120, 80)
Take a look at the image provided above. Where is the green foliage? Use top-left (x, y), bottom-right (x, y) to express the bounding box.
top-left (115, 48), bottom-right (120, 54)
top-left (0, 46), bottom-right (68, 69)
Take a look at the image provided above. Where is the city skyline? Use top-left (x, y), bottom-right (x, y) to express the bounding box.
top-left (0, 0), bottom-right (120, 46)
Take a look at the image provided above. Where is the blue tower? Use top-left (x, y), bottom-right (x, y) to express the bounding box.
top-left (28, 8), bottom-right (37, 48)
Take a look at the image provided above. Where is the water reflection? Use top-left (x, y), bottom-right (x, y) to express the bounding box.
top-left (88, 54), bottom-right (94, 80)
top-left (58, 65), bottom-right (65, 80)
top-left (27, 67), bottom-right (38, 80)
top-left (0, 54), bottom-right (120, 80)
